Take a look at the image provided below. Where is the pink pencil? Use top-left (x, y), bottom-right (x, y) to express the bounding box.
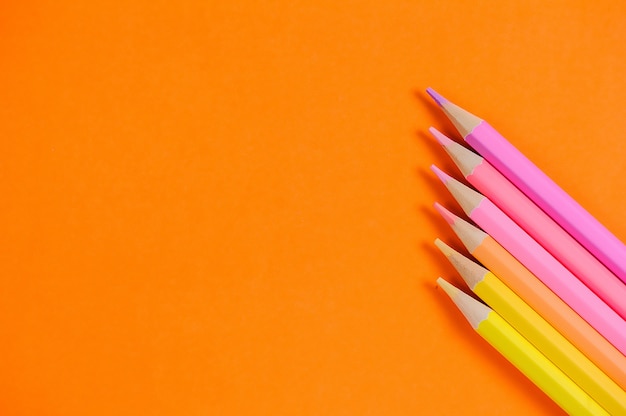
top-left (431, 166), bottom-right (626, 356)
top-left (429, 127), bottom-right (626, 321)
top-left (426, 88), bottom-right (626, 284)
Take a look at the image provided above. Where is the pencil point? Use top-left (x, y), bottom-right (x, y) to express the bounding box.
top-left (437, 278), bottom-right (491, 328)
top-left (434, 203), bottom-right (458, 225)
top-left (449, 215), bottom-right (488, 253)
top-left (426, 88), bottom-right (448, 106)
top-left (444, 176), bottom-right (485, 216)
top-left (436, 277), bottom-right (460, 298)
top-left (431, 165), bottom-right (453, 184)
top-left (430, 93), bottom-right (483, 139)
top-left (440, 137), bottom-right (484, 178)
top-left (436, 241), bottom-right (488, 289)
top-left (434, 238), bottom-right (454, 256)
top-left (428, 127), bottom-right (455, 146)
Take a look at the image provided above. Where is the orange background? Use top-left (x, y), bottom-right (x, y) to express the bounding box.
top-left (1, 1), bottom-right (625, 414)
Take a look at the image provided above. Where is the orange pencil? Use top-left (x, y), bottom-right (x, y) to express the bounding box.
top-left (435, 203), bottom-right (626, 391)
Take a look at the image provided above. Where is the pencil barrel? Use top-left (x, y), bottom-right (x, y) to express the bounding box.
top-left (477, 313), bottom-right (609, 416)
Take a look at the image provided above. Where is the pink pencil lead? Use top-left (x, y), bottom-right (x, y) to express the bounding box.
top-left (426, 87), bottom-right (449, 106)
top-left (430, 165), bottom-right (452, 184)
top-left (434, 202), bottom-right (458, 225)
top-left (428, 127), bottom-right (454, 147)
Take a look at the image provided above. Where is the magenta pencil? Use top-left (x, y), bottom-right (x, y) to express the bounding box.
top-left (426, 88), bottom-right (626, 284)
top-left (431, 166), bottom-right (626, 356)
top-left (429, 127), bottom-right (626, 321)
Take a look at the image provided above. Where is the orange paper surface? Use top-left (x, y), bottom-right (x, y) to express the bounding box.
top-left (1, 1), bottom-right (625, 415)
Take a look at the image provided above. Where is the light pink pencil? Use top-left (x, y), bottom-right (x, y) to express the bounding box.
top-left (431, 166), bottom-right (626, 356)
top-left (429, 127), bottom-right (626, 321)
top-left (426, 88), bottom-right (626, 284)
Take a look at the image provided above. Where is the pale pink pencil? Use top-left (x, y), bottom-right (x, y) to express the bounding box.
top-left (429, 127), bottom-right (626, 321)
top-left (431, 166), bottom-right (626, 356)
top-left (426, 88), bottom-right (626, 284)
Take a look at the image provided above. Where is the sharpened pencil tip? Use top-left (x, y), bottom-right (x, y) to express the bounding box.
top-left (434, 203), bottom-right (458, 225)
top-left (436, 277), bottom-right (460, 299)
top-left (430, 165), bottom-right (452, 184)
top-left (426, 88), bottom-right (448, 106)
top-left (438, 278), bottom-right (491, 328)
top-left (434, 238), bottom-right (454, 257)
top-left (428, 127), bottom-right (455, 147)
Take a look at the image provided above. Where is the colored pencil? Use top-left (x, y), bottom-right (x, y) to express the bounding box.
top-left (432, 167), bottom-right (626, 356)
top-left (435, 240), bottom-right (626, 415)
top-left (429, 127), bottom-right (626, 321)
top-left (436, 278), bottom-right (610, 416)
top-left (426, 88), bottom-right (626, 284)
top-left (435, 204), bottom-right (626, 390)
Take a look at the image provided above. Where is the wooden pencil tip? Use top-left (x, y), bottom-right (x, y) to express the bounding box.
top-left (440, 137), bottom-right (484, 178)
top-left (437, 278), bottom-right (491, 328)
top-left (430, 164), bottom-right (452, 184)
top-left (431, 94), bottom-right (483, 139)
top-left (428, 127), bottom-right (454, 147)
top-left (445, 176), bottom-right (485, 216)
top-left (436, 277), bottom-right (460, 298)
top-left (442, 245), bottom-right (489, 289)
top-left (450, 215), bottom-right (489, 253)
top-left (426, 88), bottom-right (448, 106)
top-left (434, 238), bottom-right (454, 257)
top-left (434, 203), bottom-right (458, 225)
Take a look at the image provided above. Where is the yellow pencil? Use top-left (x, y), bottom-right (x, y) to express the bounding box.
top-left (437, 278), bottom-right (609, 416)
top-left (435, 240), bottom-right (626, 415)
